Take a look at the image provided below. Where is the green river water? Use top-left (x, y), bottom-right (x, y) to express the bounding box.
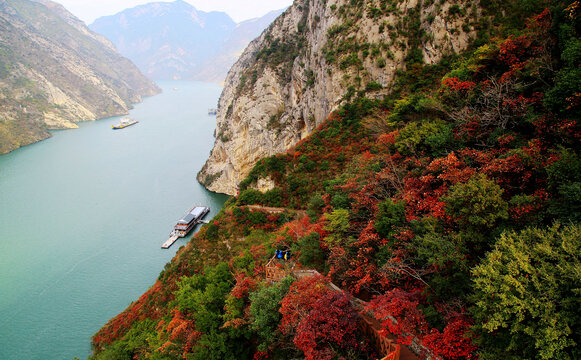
top-left (0, 80), bottom-right (228, 359)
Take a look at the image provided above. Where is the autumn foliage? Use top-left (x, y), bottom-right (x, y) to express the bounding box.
top-left (91, 5), bottom-right (581, 360)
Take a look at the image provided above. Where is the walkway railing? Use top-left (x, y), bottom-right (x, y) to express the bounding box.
top-left (265, 256), bottom-right (292, 283)
top-left (359, 315), bottom-right (401, 360)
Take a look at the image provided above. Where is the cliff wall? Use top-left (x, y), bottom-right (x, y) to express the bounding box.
top-left (0, 0), bottom-right (159, 154)
top-left (198, 0), bottom-right (476, 194)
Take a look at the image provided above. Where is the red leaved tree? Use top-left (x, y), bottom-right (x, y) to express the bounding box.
top-left (422, 316), bottom-right (478, 360)
top-left (279, 274), bottom-right (331, 336)
top-left (294, 291), bottom-right (360, 360)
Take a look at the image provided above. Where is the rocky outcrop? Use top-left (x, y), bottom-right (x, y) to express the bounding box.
top-left (190, 9), bottom-right (285, 83)
top-left (0, 0), bottom-right (159, 154)
top-left (198, 0), bottom-right (477, 195)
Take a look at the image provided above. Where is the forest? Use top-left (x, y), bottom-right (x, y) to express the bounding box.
top-left (90, 1), bottom-right (580, 359)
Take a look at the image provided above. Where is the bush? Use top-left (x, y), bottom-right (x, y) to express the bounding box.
top-left (238, 189), bottom-right (263, 205)
top-left (365, 81), bottom-right (383, 91)
top-left (249, 277), bottom-right (294, 350)
top-left (263, 188), bottom-right (283, 207)
top-left (444, 174), bottom-right (508, 231)
top-left (472, 223), bottom-right (581, 360)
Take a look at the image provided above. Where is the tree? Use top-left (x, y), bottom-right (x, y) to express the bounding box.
top-left (374, 199), bottom-right (406, 240)
top-left (292, 231), bottom-right (325, 268)
top-left (546, 148), bottom-right (581, 222)
top-left (323, 209), bottom-right (351, 247)
top-left (174, 263), bottom-right (232, 333)
top-left (366, 289), bottom-right (429, 343)
top-left (294, 292), bottom-right (361, 360)
top-left (472, 223), bottom-right (581, 360)
top-left (445, 174), bottom-right (508, 230)
top-left (279, 274), bottom-right (332, 336)
top-left (249, 277), bottom-right (294, 350)
top-left (422, 316), bottom-right (478, 360)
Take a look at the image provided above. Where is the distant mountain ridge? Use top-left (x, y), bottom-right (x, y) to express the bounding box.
top-left (0, 0), bottom-right (159, 154)
top-left (90, 1), bottom-right (284, 82)
top-left (189, 9), bottom-right (285, 82)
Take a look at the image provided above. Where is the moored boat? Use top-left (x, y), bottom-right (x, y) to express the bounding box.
top-left (162, 206), bottom-right (210, 248)
top-left (170, 206), bottom-right (210, 238)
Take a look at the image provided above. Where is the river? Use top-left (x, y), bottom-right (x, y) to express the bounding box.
top-left (0, 80), bottom-right (228, 359)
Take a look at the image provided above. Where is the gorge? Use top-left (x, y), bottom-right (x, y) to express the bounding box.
top-left (1, 0), bottom-right (580, 359)
top-left (0, 0), bottom-right (159, 154)
top-left (92, 0), bottom-right (581, 359)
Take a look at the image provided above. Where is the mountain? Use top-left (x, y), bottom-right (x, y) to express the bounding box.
top-left (90, 1), bottom-right (284, 82)
top-left (0, 0), bottom-right (159, 154)
top-left (90, 1), bottom-right (581, 358)
top-left (197, 0), bottom-right (477, 195)
top-left (190, 9), bottom-right (285, 82)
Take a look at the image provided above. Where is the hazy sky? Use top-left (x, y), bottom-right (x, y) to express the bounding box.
top-left (56, 0), bottom-right (294, 24)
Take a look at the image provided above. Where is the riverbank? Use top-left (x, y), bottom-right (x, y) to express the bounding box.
top-left (0, 80), bottom-right (227, 360)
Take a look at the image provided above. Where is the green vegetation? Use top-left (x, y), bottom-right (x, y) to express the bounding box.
top-left (92, 2), bottom-right (581, 360)
top-left (472, 224), bottom-right (581, 360)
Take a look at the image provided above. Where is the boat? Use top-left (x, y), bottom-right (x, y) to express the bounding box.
top-left (208, 108), bottom-right (217, 115)
top-left (112, 117), bottom-right (138, 130)
top-left (171, 205), bottom-right (210, 237)
top-left (162, 206), bottom-right (210, 248)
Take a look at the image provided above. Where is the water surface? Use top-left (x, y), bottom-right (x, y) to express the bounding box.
top-left (0, 80), bottom-right (228, 359)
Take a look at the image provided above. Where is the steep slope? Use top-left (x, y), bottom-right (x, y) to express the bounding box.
top-left (0, 0), bottom-right (159, 154)
top-left (90, 3), bottom-right (581, 359)
top-left (190, 9), bottom-right (286, 82)
top-left (198, 0), bottom-right (476, 195)
top-left (89, 0), bottom-right (236, 80)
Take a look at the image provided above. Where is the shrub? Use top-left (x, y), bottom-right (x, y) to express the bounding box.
top-left (444, 174), bottom-right (508, 231)
top-left (472, 223), bottom-right (581, 360)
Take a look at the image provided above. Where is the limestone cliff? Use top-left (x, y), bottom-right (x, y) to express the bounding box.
top-left (198, 0), bottom-right (478, 195)
top-left (0, 0), bottom-right (159, 154)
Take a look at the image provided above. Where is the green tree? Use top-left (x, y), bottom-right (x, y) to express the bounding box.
top-left (293, 231), bottom-right (325, 268)
top-left (89, 320), bottom-right (158, 360)
top-left (175, 263), bottom-right (232, 332)
top-left (237, 189), bottom-right (264, 205)
top-left (374, 199), bottom-right (406, 240)
top-left (249, 277), bottom-right (294, 350)
top-left (323, 209), bottom-right (351, 247)
top-left (174, 263), bottom-right (254, 359)
top-left (410, 230), bottom-right (472, 301)
top-left (546, 148), bottom-right (581, 222)
top-left (472, 223), bottom-right (581, 360)
top-left (444, 174), bottom-right (508, 238)
top-left (544, 20), bottom-right (581, 120)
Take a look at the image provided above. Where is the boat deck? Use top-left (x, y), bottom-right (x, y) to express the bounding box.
top-left (161, 206), bottom-right (209, 249)
top-left (161, 235), bottom-right (179, 249)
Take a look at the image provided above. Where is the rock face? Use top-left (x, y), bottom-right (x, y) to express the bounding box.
top-left (90, 1), bottom-right (284, 83)
top-left (198, 0), bottom-right (476, 195)
top-left (191, 9), bottom-right (285, 83)
top-left (0, 0), bottom-right (159, 154)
